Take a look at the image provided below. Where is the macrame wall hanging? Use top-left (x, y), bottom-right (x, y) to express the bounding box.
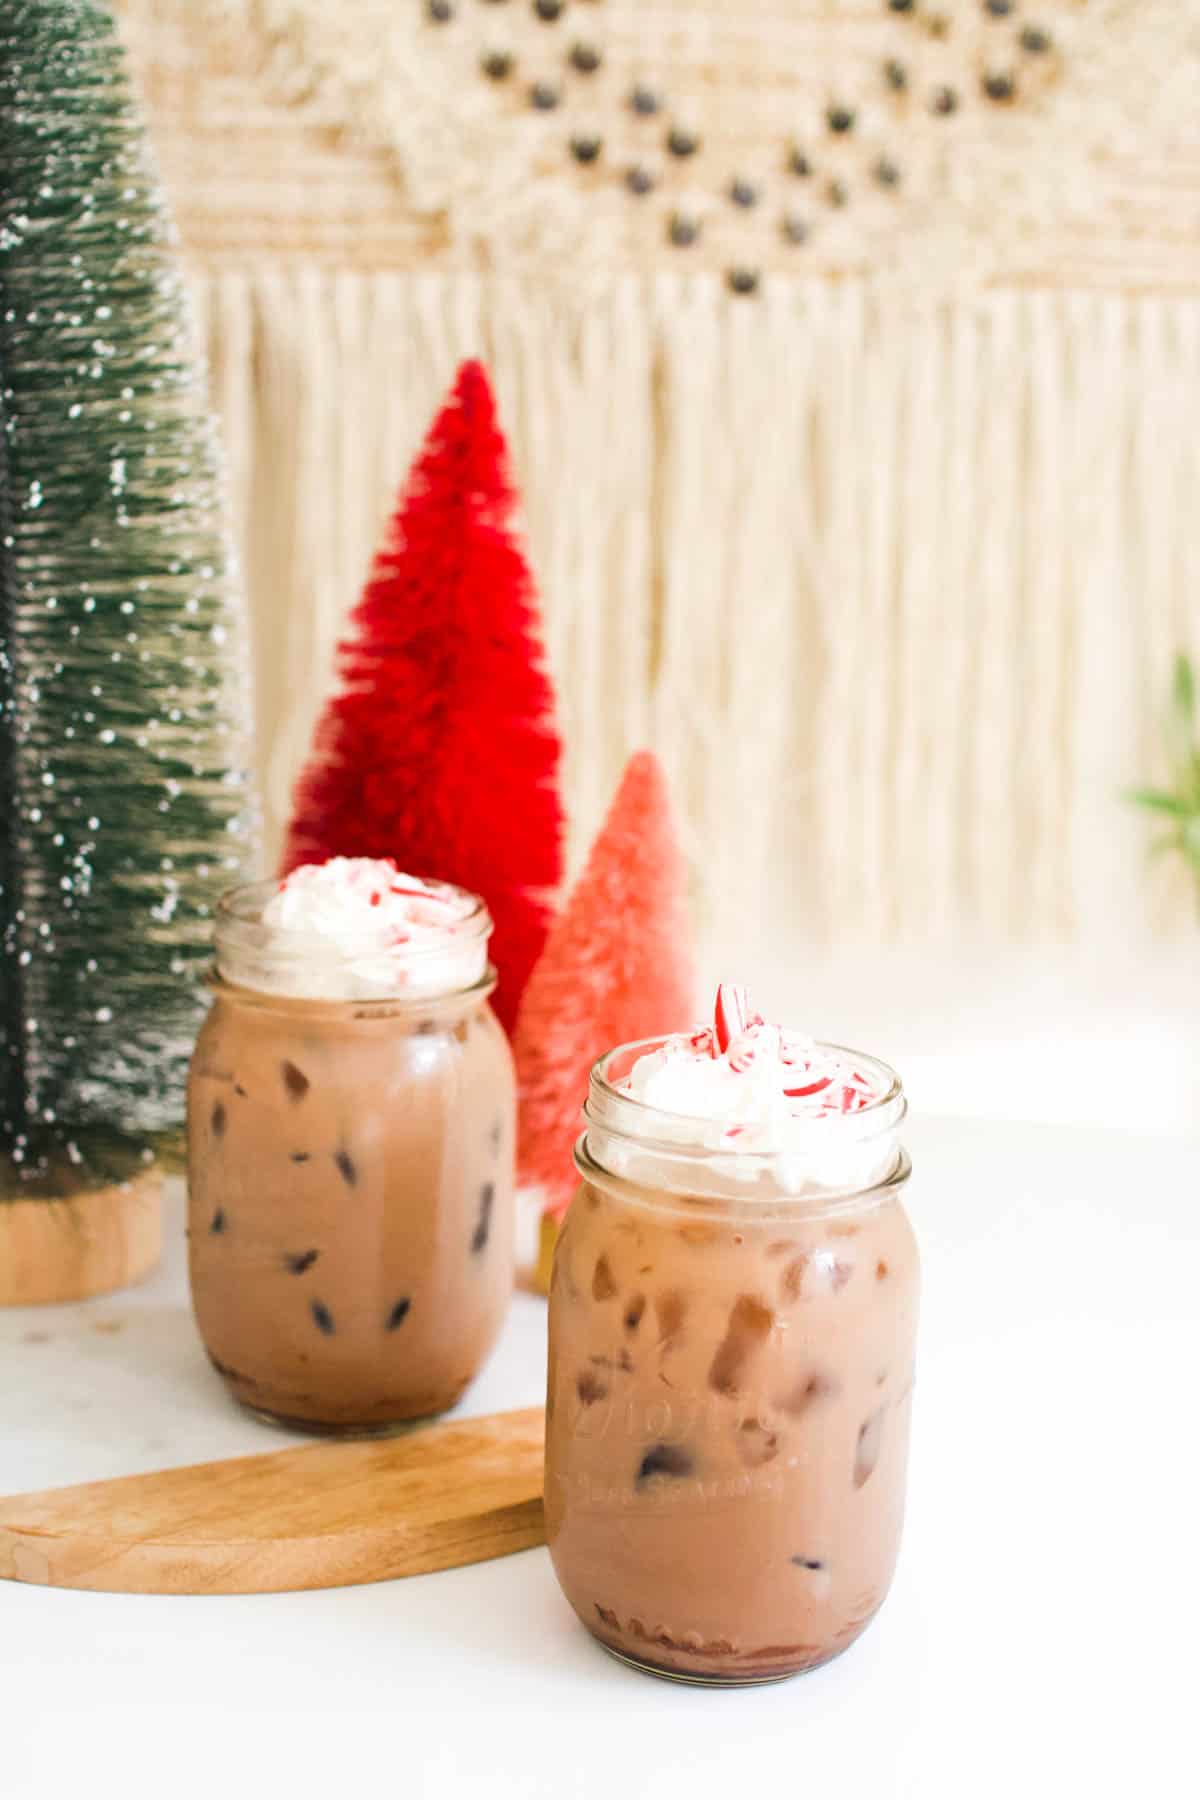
top-left (113, 0), bottom-right (1200, 963)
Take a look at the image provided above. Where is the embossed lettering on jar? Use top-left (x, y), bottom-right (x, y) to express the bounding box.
top-left (544, 1008), bottom-right (918, 1684)
top-left (187, 862), bottom-right (516, 1433)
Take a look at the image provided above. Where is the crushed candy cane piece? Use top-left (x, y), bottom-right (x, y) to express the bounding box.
top-left (783, 1075), bottom-right (833, 1098)
top-left (620, 985), bottom-right (889, 1127)
top-left (714, 982), bottom-right (750, 1053)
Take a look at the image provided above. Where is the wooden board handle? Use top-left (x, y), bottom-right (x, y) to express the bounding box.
top-left (0, 1406), bottom-right (545, 1595)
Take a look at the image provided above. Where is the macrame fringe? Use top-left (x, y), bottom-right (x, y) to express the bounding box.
top-left (189, 266), bottom-right (1200, 952)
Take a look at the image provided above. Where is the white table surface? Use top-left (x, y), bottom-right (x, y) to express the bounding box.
top-left (1, 1116), bottom-right (1195, 1800)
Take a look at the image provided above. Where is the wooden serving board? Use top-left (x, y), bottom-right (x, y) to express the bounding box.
top-left (0, 1406), bottom-right (545, 1595)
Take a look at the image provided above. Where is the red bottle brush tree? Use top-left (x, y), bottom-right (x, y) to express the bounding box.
top-left (281, 361), bottom-right (564, 1033)
top-left (514, 749), bottom-right (696, 1253)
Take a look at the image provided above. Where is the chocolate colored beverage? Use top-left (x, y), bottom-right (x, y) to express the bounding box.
top-left (187, 859), bottom-right (515, 1432)
top-left (544, 985), bottom-right (918, 1684)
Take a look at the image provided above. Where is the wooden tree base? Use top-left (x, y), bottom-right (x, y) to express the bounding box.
top-left (0, 1173), bottom-right (162, 1306)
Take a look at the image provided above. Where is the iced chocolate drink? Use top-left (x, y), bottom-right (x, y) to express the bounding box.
top-left (187, 859), bottom-right (515, 1432)
top-left (544, 985), bottom-right (918, 1684)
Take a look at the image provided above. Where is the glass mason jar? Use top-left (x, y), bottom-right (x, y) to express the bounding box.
top-left (186, 878), bottom-right (515, 1433)
top-left (544, 1038), bottom-right (918, 1685)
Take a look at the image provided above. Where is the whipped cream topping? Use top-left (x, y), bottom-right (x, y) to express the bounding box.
top-left (623, 1022), bottom-right (882, 1135)
top-left (591, 985), bottom-right (901, 1197)
top-left (217, 858), bottom-right (489, 1001)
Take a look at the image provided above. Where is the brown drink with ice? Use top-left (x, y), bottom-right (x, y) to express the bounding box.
top-left (187, 859), bottom-right (515, 1432)
top-left (544, 985), bottom-right (918, 1684)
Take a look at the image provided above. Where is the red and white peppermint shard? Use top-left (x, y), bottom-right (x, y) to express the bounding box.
top-left (714, 983), bottom-right (750, 1055)
top-left (783, 1074), bottom-right (833, 1099)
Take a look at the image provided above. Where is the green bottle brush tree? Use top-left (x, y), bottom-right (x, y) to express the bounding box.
top-left (0, 1), bottom-right (255, 1257)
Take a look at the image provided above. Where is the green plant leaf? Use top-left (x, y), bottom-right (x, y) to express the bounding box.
top-left (1148, 832), bottom-right (1184, 860)
top-left (1128, 788), bottom-right (1188, 816)
top-left (1174, 651), bottom-right (1196, 725)
top-left (1167, 652), bottom-right (1198, 786)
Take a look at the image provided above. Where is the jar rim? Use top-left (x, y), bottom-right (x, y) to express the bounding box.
top-left (580, 1035), bottom-right (907, 1203)
top-left (204, 964), bottom-right (499, 1017)
top-left (573, 1132), bottom-right (912, 1219)
top-left (213, 875), bottom-right (493, 1002)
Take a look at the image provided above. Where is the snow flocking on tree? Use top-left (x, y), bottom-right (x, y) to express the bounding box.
top-left (0, 0), bottom-right (257, 1197)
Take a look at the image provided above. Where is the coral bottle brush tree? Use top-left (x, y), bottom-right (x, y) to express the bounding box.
top-left (0, 1), bottom-right (256, 1297)
top-left (513, 750), bottom-right (696, 1286)
top-left (282, 360), bottom-right (564, 1036)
